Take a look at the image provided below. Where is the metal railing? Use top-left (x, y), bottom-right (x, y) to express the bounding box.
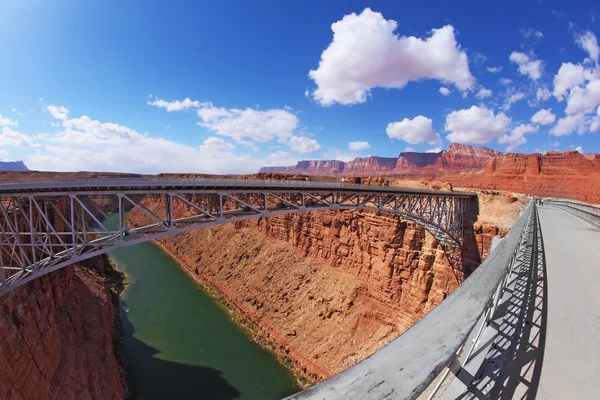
top-left (546, 199), bottom-right (600, 230)
top-left (286, 201), bottom-right (535, 400)
top-left (0, 178), bottom-right (475, 197)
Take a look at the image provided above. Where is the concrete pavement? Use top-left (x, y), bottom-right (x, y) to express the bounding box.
top-left (536, 206), bottom-right (600, 399)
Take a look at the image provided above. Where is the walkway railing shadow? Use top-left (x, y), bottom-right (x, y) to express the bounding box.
top-left (450, 206), bottom-right (548, 399)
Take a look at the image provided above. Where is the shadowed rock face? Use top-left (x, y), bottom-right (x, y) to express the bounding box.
top-left (0, 263), bottom-right (126, 400)
top-left (0, 161), bottom-right (28, 171)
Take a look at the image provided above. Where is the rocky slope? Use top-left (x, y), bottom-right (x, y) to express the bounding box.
top-left (0, 260), bottom-right (126, 400)
top-left (127, 196), bottom-right (503, 381)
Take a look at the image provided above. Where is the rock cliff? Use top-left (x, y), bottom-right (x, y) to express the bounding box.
top-left (344, 157), bottom-right (397, 174)
top-left (126, 197), bottom-right (501, 381)
top-left (0, 261), bottom-right (126, 400)
top-left (446, 151), bottom-right (600, 203)
top-left (258, 143), bottom-right (502, 175)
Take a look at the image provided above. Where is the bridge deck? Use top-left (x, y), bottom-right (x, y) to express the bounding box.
top-left (536, 207), bottom-right (600, 399)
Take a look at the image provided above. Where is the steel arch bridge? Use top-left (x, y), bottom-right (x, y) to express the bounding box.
top-left (0, 178), bottom-right (476, 295)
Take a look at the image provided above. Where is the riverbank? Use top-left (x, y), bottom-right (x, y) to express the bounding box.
top-left (149, 239), bottom-right (320, 388)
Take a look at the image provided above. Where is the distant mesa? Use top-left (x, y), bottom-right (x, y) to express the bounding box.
top-left (0, 161), bottom-right (29, 172)
top-left (258, 143), bottom-right (503, 175)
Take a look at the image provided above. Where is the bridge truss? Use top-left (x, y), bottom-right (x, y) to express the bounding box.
top-left (0, 179), bottom-right (475, 295)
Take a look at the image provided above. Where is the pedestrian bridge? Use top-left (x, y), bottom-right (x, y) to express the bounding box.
top-left (287, 199), bottom-right (600, 400)
top-left (0, 178), bottom-right (475, 295)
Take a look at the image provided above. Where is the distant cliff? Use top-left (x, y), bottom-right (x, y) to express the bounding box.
top-left (258, 144), bottom-right (502, 175)
top-left (0, 161), bottom-right (28, 171)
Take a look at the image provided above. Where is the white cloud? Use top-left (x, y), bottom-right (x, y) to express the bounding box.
top-left (0, 127), bottom-right (35, 147)
top-left (553, 63), bottom-right (592, 100)
top-left (550, 114), bottom-right (586, 136)
top-left (308, 8), bottom-right (474, 105)
top-left (521, 28), bottom-right (544, 40)
top-left (200, 137), bottom-right (235, 152)
top-left (476, 88), bottom-right (492, 99)
top-left (564, 79), bottom-right (600, 115)
top-left (439, 87), bottom-right (451, 96)
top-left (425, 147), bottom-right (442, 153)
top-left (500, 77), bottom-right (512, 85)
top-left (197, 106), bottom-right (299, 143)
top-left (575, 31), bottom-right (599, 62)
top-left (498, 124), bottom-right (538, 151)
top-left (386, 115), bottom-right (441, 145)
top-left (348, 141), bottom-right (371, 151)
top-left (0, 114), bottom-right (17, 126)
top-left (531, 109), bottom-right (556, 125)
top-left (472, 52), bottom-right (487, 65)
top-left (404, 146), bottom-right (415, 152)
top-left (0, 148), bottom-right (7, 158)
top-left (509, 51), bottom-right (542, 80)
top-left (288, 136), bottom-right (321, 153)
top-left (445, 106), bottom-right (511, 144)
top-left (574, 145), bottom-right (584, 153)
top-left (503, 91), bottom-right (526, 110)
top-left (46, 105), bottom-right (70, 120)
top-left (487, 66), bottom-right (502, 73)
top-left (536, 87), bottom-right (552, 102)
top-left (148, 97), bottom-right (204, 112)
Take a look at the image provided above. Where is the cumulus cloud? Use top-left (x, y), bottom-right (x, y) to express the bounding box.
top-left (288, 136), bottom-right (321, 153)
top-left (500, 78), bottom-right (513, 86)
top-left (200, 137), bottom-right (235, 152)
top-left (386, 115), bottom-right (441, 145)
top-left (498, 124), bottom-right (538, 151)
top-left (476, 88), bottom-right (492, 99)
top-left (348, 141), bottom-right (371, 151)
top-left (308, 8), bottom-right (474, 105)
top-left (439, 87), bottom-right (451, 96)
top-left (445, 106), bottom-right (511, 144)
top-left (536, 87), bottom-right (552, 102)
top-left (0, 127), bottom-right (35, 147)
top-left (550, 114), bottom-right (587, 136)
top-left (487, 66), bottom-right (502, 73)
top-left (574, 145), bottom-right (584, 153)
top-left (29, 106), bottom-right (300, 174)
top-left (564, 79), bottom-right (600, 115)
top-left (148, 96), bottom-right (204, 112)
top-left (46, 105), bottom-right (69, 120)
top-left (0, 114), bottom-right (17, 126)
top-left (531, 109), bottom-right (556, 125)
top-left (509, 51), bottom-right (542, 80)
top-left (575, 31), bottom-right (599, 62)
top-left (425, 147), bottom-right (442, 153)
top-left (197, 106), bottom-right (299, 143)
top-left (553, 63), bottom-right (591, 100)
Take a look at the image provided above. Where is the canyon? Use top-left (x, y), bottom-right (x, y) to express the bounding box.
top-left (125, 185), bottom-right (518, 382)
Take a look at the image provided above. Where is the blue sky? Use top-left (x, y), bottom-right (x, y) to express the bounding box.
top-left (0, 0), bottom-right (599, 173)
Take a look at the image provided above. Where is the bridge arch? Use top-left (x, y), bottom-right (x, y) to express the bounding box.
top-left (0, 178), bottom-right (476, 295)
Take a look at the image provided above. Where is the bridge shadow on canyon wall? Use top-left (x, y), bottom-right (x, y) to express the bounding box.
top-left (119, 300), bottom-right (241, 400)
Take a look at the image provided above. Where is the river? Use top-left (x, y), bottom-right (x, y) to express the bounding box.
top-left (106, 222), bottom-right (299, 399)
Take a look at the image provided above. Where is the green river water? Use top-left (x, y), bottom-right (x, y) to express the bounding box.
top-left (107, 226), bottom-right (299, 399)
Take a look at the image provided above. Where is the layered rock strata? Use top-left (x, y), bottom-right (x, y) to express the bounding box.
top-left (127, 199), bottom-right (500, 381)
top-left (0, 261), bottom-right (126, 400)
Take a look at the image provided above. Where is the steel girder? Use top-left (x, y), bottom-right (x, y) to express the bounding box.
top-left (0, 183), bottom-right (473, 295)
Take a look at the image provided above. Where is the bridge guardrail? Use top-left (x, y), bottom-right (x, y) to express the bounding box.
top-left (546, 199), bottom-right (600, 230)
top-left (286, 201), bottom-right (535, 400)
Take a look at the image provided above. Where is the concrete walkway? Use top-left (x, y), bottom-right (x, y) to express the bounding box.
top-left (537, 206), bottom-right (600, 399)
